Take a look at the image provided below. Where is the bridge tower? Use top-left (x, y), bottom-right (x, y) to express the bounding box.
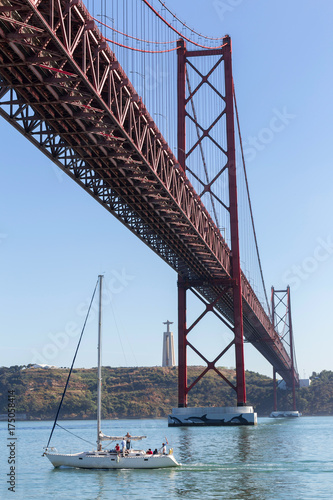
top-left (270, 286), bottom-right (300, 417)
top-left (169, 35), bottom-right (256, 426)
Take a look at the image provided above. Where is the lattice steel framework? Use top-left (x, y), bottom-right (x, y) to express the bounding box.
top-left (0, 0), bottom-right (298, 401)
top-left (177, 37), bottom-right (247, 406)
top-left (271, 286), bottom-right (298, 410)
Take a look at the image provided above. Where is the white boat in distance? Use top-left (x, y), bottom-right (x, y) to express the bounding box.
top-left (44, 276), bottom-right (180, 469)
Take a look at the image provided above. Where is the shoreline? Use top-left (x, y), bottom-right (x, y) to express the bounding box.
top-left (1, 413), bottom-right (332, 422)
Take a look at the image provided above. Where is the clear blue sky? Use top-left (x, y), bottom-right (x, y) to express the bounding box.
top-left (1, 0), bottom-right (332, 380)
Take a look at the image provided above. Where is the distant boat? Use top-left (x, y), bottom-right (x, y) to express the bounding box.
top-left (269, 411), bottom-right (301, 418)
top-left (43, 275), bottom-right (180, 469)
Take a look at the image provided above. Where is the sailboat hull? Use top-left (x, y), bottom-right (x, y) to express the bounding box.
top-left (44, 450), bottom-right (180, 469)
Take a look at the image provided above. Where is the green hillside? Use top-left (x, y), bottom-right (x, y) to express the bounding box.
top-left (0, 365), bottom-right (332, 420)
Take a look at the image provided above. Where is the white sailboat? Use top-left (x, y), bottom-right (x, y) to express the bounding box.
top-left (44, 275), bottom-right (180, 469)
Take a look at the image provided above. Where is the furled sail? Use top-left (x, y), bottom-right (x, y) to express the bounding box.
top-left (99, 432), bottom-right (146, 442)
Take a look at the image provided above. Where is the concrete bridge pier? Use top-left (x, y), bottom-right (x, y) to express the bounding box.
top-left (168, 406), bottom-right (257, 426)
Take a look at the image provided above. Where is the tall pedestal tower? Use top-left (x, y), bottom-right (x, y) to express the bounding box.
top-left (162, 320), bottom-right (175, 367)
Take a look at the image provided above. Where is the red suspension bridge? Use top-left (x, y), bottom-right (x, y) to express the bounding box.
top-left (0, 0), bottom-right (299, 416)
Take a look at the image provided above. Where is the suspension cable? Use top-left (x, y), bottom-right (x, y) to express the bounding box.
top-left (157, 0), bottom-right (225, 41)
top-left (104, 36), bottom-right (180, 53)
top-left (141, 0), bottom-right (225, 49)
top-left (233, 82), bottom-right (271, 315)
top-left (93, 15), bottom-right (177, 45)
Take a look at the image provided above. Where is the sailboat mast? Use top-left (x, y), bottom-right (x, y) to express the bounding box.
top-left (97, 274), bottom-right (103, 451)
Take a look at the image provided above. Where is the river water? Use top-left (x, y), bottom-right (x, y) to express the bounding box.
top-left (1, 416), bottom-right (332, 499)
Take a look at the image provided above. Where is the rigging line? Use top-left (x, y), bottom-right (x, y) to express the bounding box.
top-left (233, 81), bottom-right (270, 315)
top-left (54, 423), bottom-right (96, 447)
top-left (45, 278), bottom-right (99, 449)
top-left (107, 301), bottom-right (139, 395)
top-left (141, 0), bottom-right (226, 49)
top-left (186, 71), bottom-right (220, 228)
top-left (104, 36), bottom-right (179, 53)
top-left (93, 15), bottom-right (177, 44)
top-left (157, 0), bottom-right (224, 41)
top-left (108, 299), bottom-right (138, 366)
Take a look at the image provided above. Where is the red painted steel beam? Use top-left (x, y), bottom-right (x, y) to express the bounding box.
top-left (287, 287), bottom-right (297, 410)
top-left (178, 276), bottom-right (187, 407)
top-left (223, 35), bottom-right (246, 406)
top-left (185, 48), bottom-right (224, 58)
top-left (177, 38), bottom-right (186, 172)
top-left (273, 368), bottom-right (277, 411)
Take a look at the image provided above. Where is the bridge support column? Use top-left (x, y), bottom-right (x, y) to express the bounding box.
top-left (175, 34), bottom-right (248, 409)
top-left (273, 368), bottom-right (277, 411)
top-left (173, 277), bottom-right (257, 424)
top-left (224, 35), bottom-right (246, 406)
top-left (177, 277), bottom-right (187, 407)
top-left (287, 287), bottom-right (297, 411)
top-left (177, 38), bottom-right (186, 172)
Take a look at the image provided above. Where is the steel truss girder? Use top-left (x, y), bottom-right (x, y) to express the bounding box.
top-left (0, 0), bottom-right (230, 279)
top-left (0, 0), bottom-right (297, 388)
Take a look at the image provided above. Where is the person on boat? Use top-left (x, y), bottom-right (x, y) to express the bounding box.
top-left (146, 448), bottom-right (153, 455)
top-left (125, 432), bottom-right (131, 450)
top-left (121, 438), bottom-right (126, 456)
top-left (161, 443), bottom-right (167, 454)
top-left (115, 443), bottom-right (120, 454)
top-left (153, 449), bottom-right (158, 455)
